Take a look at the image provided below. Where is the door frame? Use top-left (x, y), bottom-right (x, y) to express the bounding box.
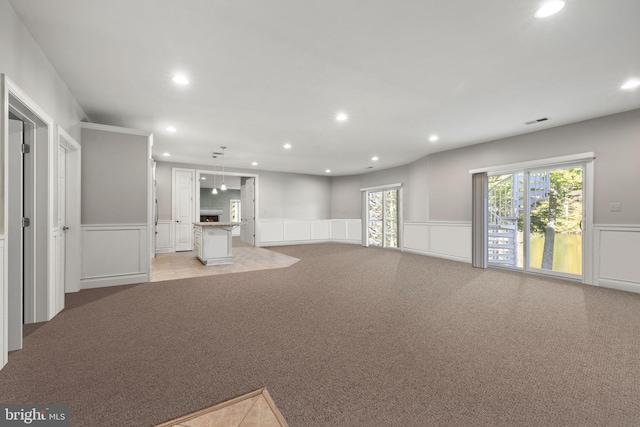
top-left (361, 183), bottom-right (403, 249)
top-left (1, 74), bottom-right (58, 368)
top-left (195, 169), bottom-right (259, 246)
top-left (56, 125), bottom-right (81, 294)
top-left (471, 152), bottom-right (595, 284)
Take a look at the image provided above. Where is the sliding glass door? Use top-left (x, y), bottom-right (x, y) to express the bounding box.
top-left (488, 165), bottom-right (584, 279)
top-left (527, 167), bottom-right (583, 276)
top-left (367, 189), bottom-right (399, 248)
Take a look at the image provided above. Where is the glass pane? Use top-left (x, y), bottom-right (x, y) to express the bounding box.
top-left (368, 191), bottom-right (383, 246)
top-left (368, 220), bottom-right (383, 246)
top-left (368, 191), bottom-right (383, 221)
top-left (488, 173), bottom-right (523, 269)
top-left (529, 168), bottom-right (582, 275)
top-left (384, 190), bottom-right (398, 248)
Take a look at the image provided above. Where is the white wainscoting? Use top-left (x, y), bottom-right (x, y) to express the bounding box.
top-left (155, 220), bottom-right (173, 253)
top-left (403, 221), bottom-right (472, 263)
top-left (594, 225), bottom-right (640, 294)
top-left (258, 219), bottom-right (361, 246)
top-left (81, 224), bottom-right (149, 289)
top-left (0, 237), bottom-right (6, 369)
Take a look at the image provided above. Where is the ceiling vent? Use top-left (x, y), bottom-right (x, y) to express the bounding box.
top-left (524, 117), bottom-right (550, 125)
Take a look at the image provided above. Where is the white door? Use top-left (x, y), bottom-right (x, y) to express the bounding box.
top-left (57, 146), bottom-right (68, 313)
top-left (173, 169), bottom-right (194, 251)
top-left (240, 178), bottom-right (255, 246)
top-left (7, 119), bottom-right (24, 351)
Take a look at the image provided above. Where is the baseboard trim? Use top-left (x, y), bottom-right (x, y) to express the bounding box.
top-left (81, 273), bottom-right (149, 289)
top-left (403, 247), bottom-right (472, 264)
top-left (259, 239), bottom-right (361, 247)
top-left (598, 278), bottom-right (640, 294)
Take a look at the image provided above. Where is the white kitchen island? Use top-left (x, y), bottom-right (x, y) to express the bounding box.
top-left (193, 222), bottom-right (241, 266)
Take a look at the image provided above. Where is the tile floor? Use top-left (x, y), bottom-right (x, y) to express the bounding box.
top-left (155, 388), bottom-right (288, 427)
top-left (151, 239), bottom-right (299, 282)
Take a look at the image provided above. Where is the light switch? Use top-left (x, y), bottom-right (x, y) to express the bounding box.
top-left (610, 202), bottom-right (622, 212)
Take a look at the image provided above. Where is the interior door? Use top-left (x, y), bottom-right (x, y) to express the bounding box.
top-left (173, 169), bottom-right (194, 251)
top-left (7, 119), bottom-right (24, 351)
top-left (240, 178), bottom-right (255, 246)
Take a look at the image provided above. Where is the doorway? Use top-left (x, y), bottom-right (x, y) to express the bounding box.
top-left (365, 187), bottom-right (400, 249)
top-left (7, 115), bottom-right (33, 352)
top-left (488, 165), bottom-right (585, 280)
top-left (172, 168), bottom-right (195, 252)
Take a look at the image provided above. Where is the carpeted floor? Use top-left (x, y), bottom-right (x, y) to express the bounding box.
top-left (2, 243), bottom-right (640, 426)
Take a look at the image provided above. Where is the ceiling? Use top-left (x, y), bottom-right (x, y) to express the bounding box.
top-left (9, 0), bottom-right (640, 176)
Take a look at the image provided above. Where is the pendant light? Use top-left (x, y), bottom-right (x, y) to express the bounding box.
top-left (211, 156), bottom-right (218, 194)
top-left (220, 146), bottom-right (227, 191)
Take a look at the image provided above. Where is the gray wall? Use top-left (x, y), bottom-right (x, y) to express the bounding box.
top-left (199, 189), bottom-right (241, 222)
top-left (426, 108), bottom-right (640, 224)
top-left (81, 128), bottom-right (149, 224)
top-left (155, 161), bottom-right (332, 221)
top-left (330, 108), bottom-right (640, 225)
top-left (0, 0), bottom-right (86, 142)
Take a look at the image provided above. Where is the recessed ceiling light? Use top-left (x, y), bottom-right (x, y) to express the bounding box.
top-left (283, 143), bottom-right (292, 149)
top-left (535, 1), bottom-right (565, 18)
top-left (163, 152), bottom-right (171, 157)
top-left (325, 169), bottom-right (331, 173)
top-left (429, 135), bottom-right (439, 142)
top-left (372, 156), bottom-right (379, 161)
top-left (621, 79), bottom-right (640, 90)
top-left (166, 126), bottom-right (177, 132)
top-left (201, 177), bottom-right (206, 180)
top-left (172, 75), bottom-right (189, 85)
top-left (336, 112), bottom-right (348, 122)
top-left (252, 162), bottom-right (258, 166)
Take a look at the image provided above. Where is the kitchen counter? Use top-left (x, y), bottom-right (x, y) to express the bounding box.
top-left (193, 222), bottom-right (241, 265)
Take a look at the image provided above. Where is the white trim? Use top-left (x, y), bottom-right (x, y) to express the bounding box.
top-left (2, 74), bottom-right (57, 334)
top-left (596, 279), bottom-right (640, 294)
top-left (155, 220), bottom-right (174, 253)
top-left (593, 224), bottom-right (640, 230)
top-left (403, 247), bottom-right (471, 264)
top-left (80, 121), bottom-right (152, 136)
top-left (57, 126), bottom-right (81, 294)
top-left (469, 152), bottom-right (595, 175)
top-left (1, 75), bottom-right (9, 369)
top-left (257, 219), bottom-right (361, 246)
top-left (360, 183), bottom-right (402, 192)
top-left (80, 224), bottom-right (149, 289)
top-left (402, 221), bottom-right (472, 263)
top-left (404, 220), bottom-right (471, 227)
top-left (195, 168), bottom-right (260, 247)
top-left (593, 224), bottom-right (640, 294)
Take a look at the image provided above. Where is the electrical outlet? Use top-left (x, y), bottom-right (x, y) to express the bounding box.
top-left (610, 202), bottom-right (622, 212)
